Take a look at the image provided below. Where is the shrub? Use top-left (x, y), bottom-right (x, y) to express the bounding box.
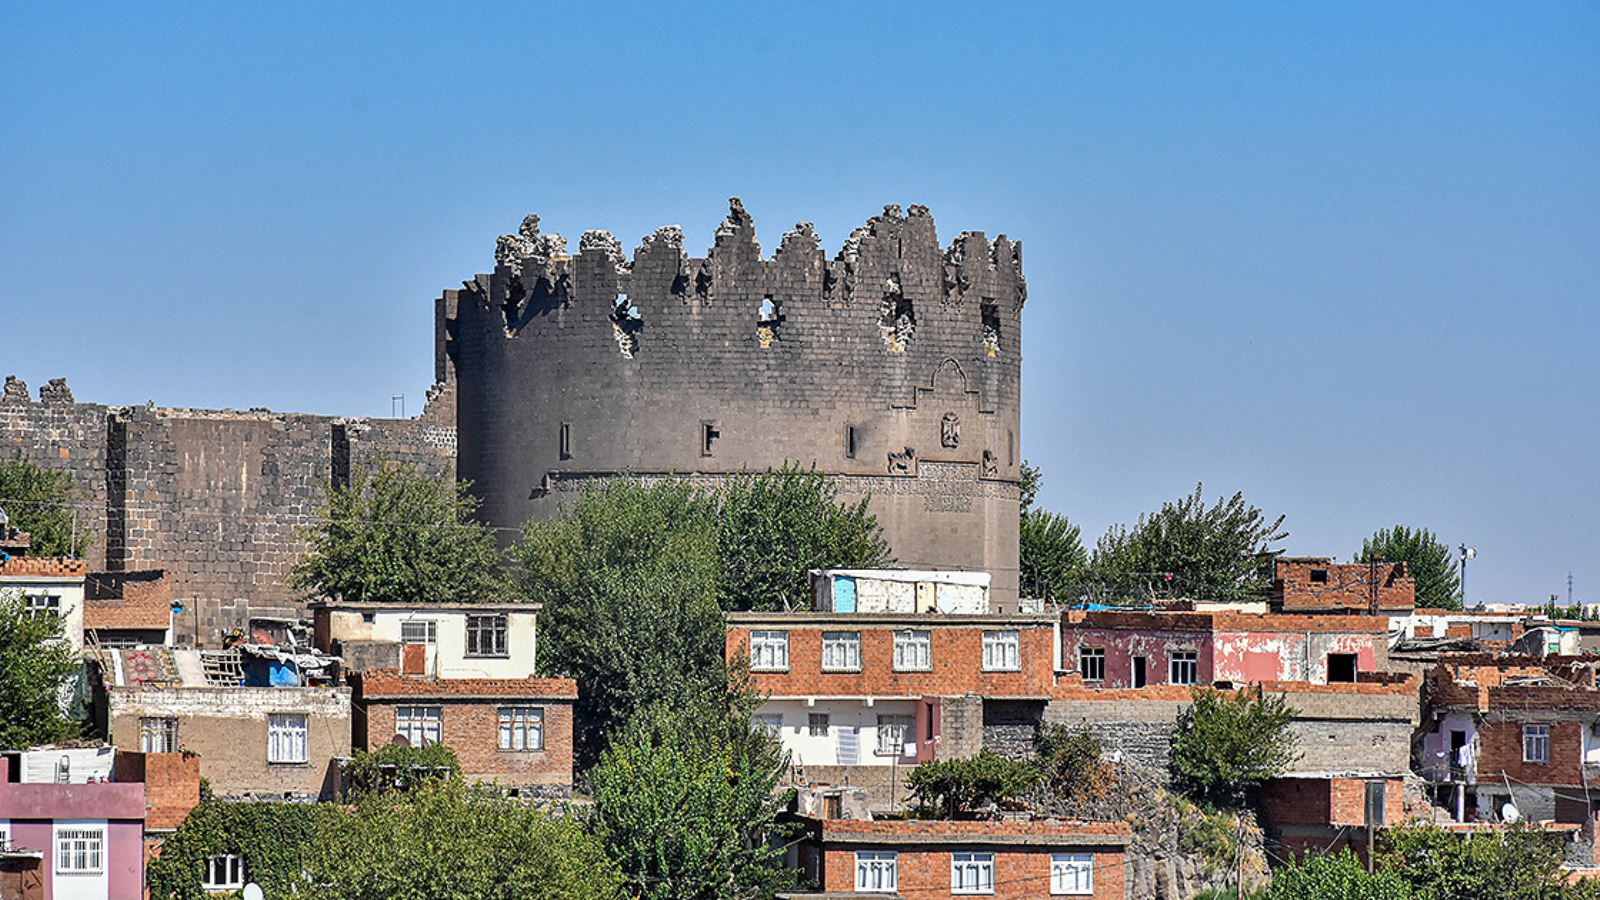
top-left (341, 741), bottom-right (460, 796)
top-left (1171, 686), bottom-right (1298, 807)
top-left (906, 751), bottom-right (1041, 819)
top-left (1033, 724), bottom-right (1103, 798)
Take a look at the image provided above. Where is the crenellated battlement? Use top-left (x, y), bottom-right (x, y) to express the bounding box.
top-left (443, 198), bottom-right (1029, 608)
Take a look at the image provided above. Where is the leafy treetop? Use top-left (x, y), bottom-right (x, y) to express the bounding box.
top-left (1356, 525), bottom-right (1462, 611)
top-left (0, 588), bottom-right (82, 749)
top-left (1170, 685), bottom-right (1299, 808)
top-left (0, 458), bottom-right (85, 557)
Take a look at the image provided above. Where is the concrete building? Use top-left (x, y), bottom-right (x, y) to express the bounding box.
top-left (782, 817), bottom-right (1130, 899)
top-left (89, 646), bottom-right (351, 801)
top-left (311, 601), bottom-right (539, 679)
top-left (1420, 655), bottom-right (1600, 825)
top-left (441, 201), bottom-right (1028, 608)
top-left (0, 750), bottom-right (145, 900)
top-left (1061, 610), bottom-right (1391, 689)
top-left (0, 556), bottom-right (85, 656)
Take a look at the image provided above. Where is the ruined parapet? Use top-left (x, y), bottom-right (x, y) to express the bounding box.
top-left (39, 378), bottom-right (74, 403)
top-left (442, 199), bottom-right (1029, 606)
top-left (1, 375), bottom-right (28, 403)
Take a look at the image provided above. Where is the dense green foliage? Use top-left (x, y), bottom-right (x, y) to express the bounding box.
top-left (906, 750), bottom-right (1042, 818)
top-left (1260, 849), bottom-right (1412, 900)
top-left (0, 589), bottom-right (82, 748)
top-left (0, 458), bottom-right (84, 556)
top-left (146, 798), bottom-right (344, 899)
top-left (290, 462), bottom-right (504, 604)
top-left (1090, 483), bottom-right (1287, 602)
top-left (589, 689), bottom-right (795, 900)
top-left (340, 741), bottom-right (460, 796)
top-left (148, 786), bottom-right (620, 900)
top-left (1261, 824), bottom-right (1600, 900)
top-left (1020, 508), bottom-right (1088, 601)
top-left (1356, 525), bottom-right (1462, 611)
top-left (299, 782), bottom-right (621, 899)
top-left (1171, 686), bottom-right (1299, 807)
top-left (716, 464), bottom-right (891, 612)
top-left (1018, 459), bottom-right (1042, 512)
top-left (513, 479), bottom-right (728, 768)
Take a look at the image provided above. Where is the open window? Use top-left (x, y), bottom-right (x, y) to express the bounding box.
top-left (1327, 653), bottom-right (1358, 683)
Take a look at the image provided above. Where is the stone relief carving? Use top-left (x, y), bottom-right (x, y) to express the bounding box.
top-left (887, 447), bottom-right (917, 475)
top-left (982, 449), bottom-right (999, 478)
top-left (941, 413), bottom-right (960, 449)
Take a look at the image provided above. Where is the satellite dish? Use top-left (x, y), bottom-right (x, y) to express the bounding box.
top-left (1502, 802), bottom-right (1521, 823)
top-left (241, 885), bottom-right (264, 900)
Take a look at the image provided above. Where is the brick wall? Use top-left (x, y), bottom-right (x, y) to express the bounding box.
top-left (361, 698), bottom-right (574, 790)
top-left (818, 845), bottom-right (1124, 899)
top-left (1272, 559), bottom-right (1414, 612)
top-left (113, 751), bottom-right (201, 830)
top-left (729, 619), bottom-right (1056, 699)
top-left (1477, 719), bottom-right (1584, 786)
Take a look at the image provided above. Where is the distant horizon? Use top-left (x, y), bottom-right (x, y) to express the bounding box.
top-left (3, 2), bottom-right (1595, 606)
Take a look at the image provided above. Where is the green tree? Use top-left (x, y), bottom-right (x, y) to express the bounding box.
top-left (149, 786), bottom-right (619, 900)
top-left (1033, 724), bottom-right (1104, 800)
top-left (300, 782), bottom-right (621, 900)
top-left (1376, 822), bottom-right (1593, 900)
top-left (290, 462), bottom-right (503, 604)
top-left (589, 689), bottom-right (795, 900)
top-left (0, 458), bottom-right (84, 557)
top-left (906, 750), bottom-right (1042, 819)
top-left (1020, 508), bottom-right (1088, 602)
top-left (1171, 686), bottom-right (1299, 808)
top-left (715, 464), bottom-right (891, 612)
top-left (511, 479), bottom-right (727, 769)
top-left (0, 589), bottom-right (81, 748)
top-left (340, 741), bottom-right (460, 797)
top-left (1262, 848), bottom-right (1412, 900)
top-left (1089, 483), bottom-right (1287, 602)
top-left (1355, 526), bottom-right (1461, 611)
top-left (1019, 459), bottom-right (1042, 512)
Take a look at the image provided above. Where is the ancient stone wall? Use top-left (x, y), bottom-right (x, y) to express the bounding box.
top-left (0, 377), bottom-right (456, 642)
top-left (444, 201), bottom-right (1027, 607)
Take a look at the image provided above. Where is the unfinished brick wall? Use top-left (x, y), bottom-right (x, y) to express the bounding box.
top-left (448, 202), bottom-right (1027, 608)
top-left (1271, 559), bottom-right (1414, 613)
top-left (1476, 719), bottom-right (1585, 787)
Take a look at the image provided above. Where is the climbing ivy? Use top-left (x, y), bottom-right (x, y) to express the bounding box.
top-left (146, 798), bottom-right (342, 899)
top-left (340, 741), bottom-right (461, 797)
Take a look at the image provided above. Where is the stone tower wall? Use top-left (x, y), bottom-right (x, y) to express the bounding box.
top-left (444, 200), bottom-right (1026, 607)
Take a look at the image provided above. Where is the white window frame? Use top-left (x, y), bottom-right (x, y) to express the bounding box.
top-left (497, 706), bottom-right (544, 751)
top-left (821, 631), bottom-right (862, 672)
top-left (400, 619), bottom-right (437, 645)
top-left (203, 853), bottom-right (246, 891)
top-left (55, 826), bottom-right (104, 875)
top-left (981, 630), bottom-right (1020, 672)
top-left (140, 716), bottom-right (179, 753)
top-left (396, 705), bottom-right (443, 748)
top-left (1524, 724), bottom-right (1550, 764)
top-left (749, 630), bottom-right (790, 672)
top-left (893, 629), bottom-right (932, 672)
top-left (1079, 646), bottom-right (1106, 682)
top-left (1170, 650), bottom-right (1199, 686)
top-left (753, 713), bottom-right (783, 737)
top-left (952, 850), bottom-right (996, 894)
top-left (1051, 851), bottom-right (1095, 895)
top-left (24, 593), bottom-right (61, 619)
top-left (465, 614), bottom-right (508, 658)
top-left (855, 849), bottom-right (898, 893)
top-left (876, 714), bottom-right (914, 756)
top-left (267, 713), bottom-right (309, 764)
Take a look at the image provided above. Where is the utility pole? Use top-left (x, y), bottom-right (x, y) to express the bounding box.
top-left (1459, 545), bottom-right (1477, 607)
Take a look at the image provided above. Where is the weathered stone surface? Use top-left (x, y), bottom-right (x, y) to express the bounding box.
top-left (445, 200), bottom-right (1029, 607)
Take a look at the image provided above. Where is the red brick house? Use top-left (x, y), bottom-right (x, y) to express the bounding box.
top-left (350, 670), bottom-right (577, 796)
top-left (1261, 773), bottom-right (1406, 863)
top-left (783, 817), bottom-right (1130, 899)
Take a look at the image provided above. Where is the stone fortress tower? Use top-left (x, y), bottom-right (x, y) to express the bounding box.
top-left (438, 199), bottom-right (1027, 607)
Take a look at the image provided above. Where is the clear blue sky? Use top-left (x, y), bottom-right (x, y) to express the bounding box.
top-left (2, 3), bottom-right (1596, 604)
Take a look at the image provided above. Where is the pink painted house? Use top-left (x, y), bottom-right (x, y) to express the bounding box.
top-left (1062, 610), bottom-right (1391, 689)
top-left (0, 751), bottom-right (145, 900)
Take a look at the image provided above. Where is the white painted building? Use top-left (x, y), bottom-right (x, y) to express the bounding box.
top-left (809, 569), bottom-right (990, 615)
top-left (312, 601), bottom-right (539, 679)
top-left (0, 557), bottom-right (87, 655)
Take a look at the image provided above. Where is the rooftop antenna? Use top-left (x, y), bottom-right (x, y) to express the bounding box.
top-left (391, 394), bottom-right (405, 418)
